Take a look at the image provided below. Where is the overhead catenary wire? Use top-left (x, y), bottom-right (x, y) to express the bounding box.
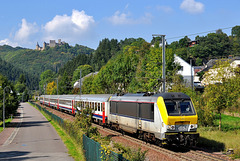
top-left (166, 26), bottom-right (234, 41)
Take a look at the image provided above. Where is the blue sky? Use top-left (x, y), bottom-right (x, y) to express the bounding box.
top-left (0, 0), bottom-right (239, 49)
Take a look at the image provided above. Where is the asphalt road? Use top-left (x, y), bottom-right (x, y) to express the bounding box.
top-left (0, 103), bottom-right (74, 161)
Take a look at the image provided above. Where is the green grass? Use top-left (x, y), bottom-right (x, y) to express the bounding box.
top-left (0, 118), bottom-right (13, 133)
top-left (198, 114), bottom-right (240, 159)
top-left (29, 102), bottom-right (85, 161)
top-left (214, 114), bottom-right (240, 131)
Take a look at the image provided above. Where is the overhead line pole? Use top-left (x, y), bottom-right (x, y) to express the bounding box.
top-left (76, 69), bottom-right (82, 96)
top-left (152, 34), bottom-right (166, 93)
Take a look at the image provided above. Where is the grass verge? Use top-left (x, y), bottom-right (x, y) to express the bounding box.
top-left (29, 102), bottom-right (85, 161)
top-left (0, 118), bottom-right (13, 133)
top-left (198, 114), bottom-right (240, 159)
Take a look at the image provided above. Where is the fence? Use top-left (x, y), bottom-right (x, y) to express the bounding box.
top-left (83, 134), bottom-right (127, 161)
top-left (30, 101), bottom-right (128, 161)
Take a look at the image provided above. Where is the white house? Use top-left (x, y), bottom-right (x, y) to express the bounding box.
top-left (174, 55), bottom-right (194, 86)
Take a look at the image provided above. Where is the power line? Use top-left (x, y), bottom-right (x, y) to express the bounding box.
top-left (167, 26), bottom-right (234, 41)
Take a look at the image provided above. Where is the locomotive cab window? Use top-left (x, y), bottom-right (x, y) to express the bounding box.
top-left (179, 101), bottom-right (195, 115)
top-left (165, 100), bottom-right (195, 116)
top-left (165, 101), bottom-right (179, 116)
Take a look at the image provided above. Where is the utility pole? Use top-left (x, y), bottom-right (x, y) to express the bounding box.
top-left (80, 70), bottom-right (82, 95)
top-left (190, 59), bottom-right (194, 91)
top-left (76, 69), bottom-right (82, 95)
top-left (152, 34), bottom-right (166, 93)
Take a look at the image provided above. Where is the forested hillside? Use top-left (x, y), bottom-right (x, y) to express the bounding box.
top-left (0, 44), bottom-right (94, 89)
top-left (51, 27), bottom-right (240, 95)
top-left (168, 27), bottom-right (240, 66)
top-left (0, 57), bottom-right (38, 89)
top-left (58, 38), bottom-right (140, 78)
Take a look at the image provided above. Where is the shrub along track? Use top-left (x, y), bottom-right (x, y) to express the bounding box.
top-left (37, 102), bottom-right (230, 161)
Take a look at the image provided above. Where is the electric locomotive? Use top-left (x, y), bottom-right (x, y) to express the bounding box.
top-left (39, 92), bottom-right (199, 146)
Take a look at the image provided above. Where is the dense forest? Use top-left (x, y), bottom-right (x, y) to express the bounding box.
top-left (0, 44), bottom-right (94, 89)
top-left (0, 57), bottom-right (38, 89)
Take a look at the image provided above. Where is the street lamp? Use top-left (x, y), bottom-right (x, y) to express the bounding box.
top-left (2, 86), bottom-right (13, 129)
top-left (152, 34), bottom-right (166, 93)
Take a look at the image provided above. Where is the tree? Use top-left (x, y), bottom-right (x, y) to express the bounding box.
top-left (0, 74), bottom-right (19, 120)
top-left (72, 65), bottom-right (94, 85)
top-left (179, 36), bottom-right (190, 48)
top-left (232, 25), bottom-right (240, 37)
top-left (201, 60), bottom-right (238, 130)
top-left (82, 75), bottom-right (96, 94)
top-left (59, 72), bottom-right (72, 94)
top-left (46, 81), bottom-right (57, 95)
top-left (39, 70), bottom-right (56, 93)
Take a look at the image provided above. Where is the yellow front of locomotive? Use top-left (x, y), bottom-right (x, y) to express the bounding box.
top-left (157, 93), bottom-right (199, 146)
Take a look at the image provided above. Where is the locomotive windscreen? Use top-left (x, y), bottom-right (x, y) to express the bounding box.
top-left (165, 100), bottom-right (196, 116)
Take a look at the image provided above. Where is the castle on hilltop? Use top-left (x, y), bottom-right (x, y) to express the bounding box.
top-left (36, 39), bottom-right (66, 50)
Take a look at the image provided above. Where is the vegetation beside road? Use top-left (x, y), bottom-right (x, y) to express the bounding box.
top-left (0, 118), bottom-right (12, 133)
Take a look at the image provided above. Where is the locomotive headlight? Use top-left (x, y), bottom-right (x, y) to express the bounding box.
top-left (167, 125), bottom-right (175, 130)
top-left (190, 124), bottom-right (198, 129)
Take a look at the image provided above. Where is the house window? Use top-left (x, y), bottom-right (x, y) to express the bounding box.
top-left (180, 66), bottom-right (183, 71)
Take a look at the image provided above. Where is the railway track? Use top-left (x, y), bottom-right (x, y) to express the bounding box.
top-left (95, 124), bottom-right (228, 161)
top-left (39, 102), bottom-right (229, 161)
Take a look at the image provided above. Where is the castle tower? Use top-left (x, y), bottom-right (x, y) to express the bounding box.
top-left (36, 42), bottom-right (40, 50)
top-left (43, 42), bottom-right (46, 50)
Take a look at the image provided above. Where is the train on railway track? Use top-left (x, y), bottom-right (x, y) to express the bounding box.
top-left (38, 92), bottom-right (199, 146)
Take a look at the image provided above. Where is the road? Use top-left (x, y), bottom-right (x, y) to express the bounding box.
top-left (0, 103), bottom-right (74, 161)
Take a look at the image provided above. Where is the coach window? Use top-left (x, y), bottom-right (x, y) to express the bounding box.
top-left (94, 102), bottom-right (97, 111)
top-left (86, 101), bottom-right (88, 108)
top-left (89, 102), bottom-right (92, 109)
top-left (97, 103), bottom-right (101, 111)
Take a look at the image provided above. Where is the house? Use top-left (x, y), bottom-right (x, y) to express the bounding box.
top-left (174, 55), bottom-right (194, 86)
top-left (74, 72), bottom-right (99, 88)
top-left (201, 56), bottom-right (240, 85)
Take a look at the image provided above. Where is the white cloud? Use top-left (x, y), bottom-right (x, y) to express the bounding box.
top-left (108, 11), bottom-right (152, 25)
top-left (180, 0), bottom-right (204, 14)
top-left (43, 9), bottom-right (95, 43)
top-left (0, 9), bottom-right (96, 49)
top-left (14, 19), bottom-right (38, 42)
top-left (0, 38), bottom-right (19, 47)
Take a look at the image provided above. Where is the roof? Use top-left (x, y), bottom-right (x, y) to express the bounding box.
top-left (110, 92), bottom-right (191, 102)
top-left (202, 56), bottom-right (240, 72)
top-left (42, 94), bottom-right (112, 102)
top-left (74, 72), bottom-right (99, 88)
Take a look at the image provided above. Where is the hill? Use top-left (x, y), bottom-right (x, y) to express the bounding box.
top-left (0, 57), bottom-right (38, 89)
top-left (0, 44), bottom-right (94, 89)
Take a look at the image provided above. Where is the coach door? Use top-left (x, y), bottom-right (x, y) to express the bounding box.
top-left (137, 103), bottom-right (142, 129)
